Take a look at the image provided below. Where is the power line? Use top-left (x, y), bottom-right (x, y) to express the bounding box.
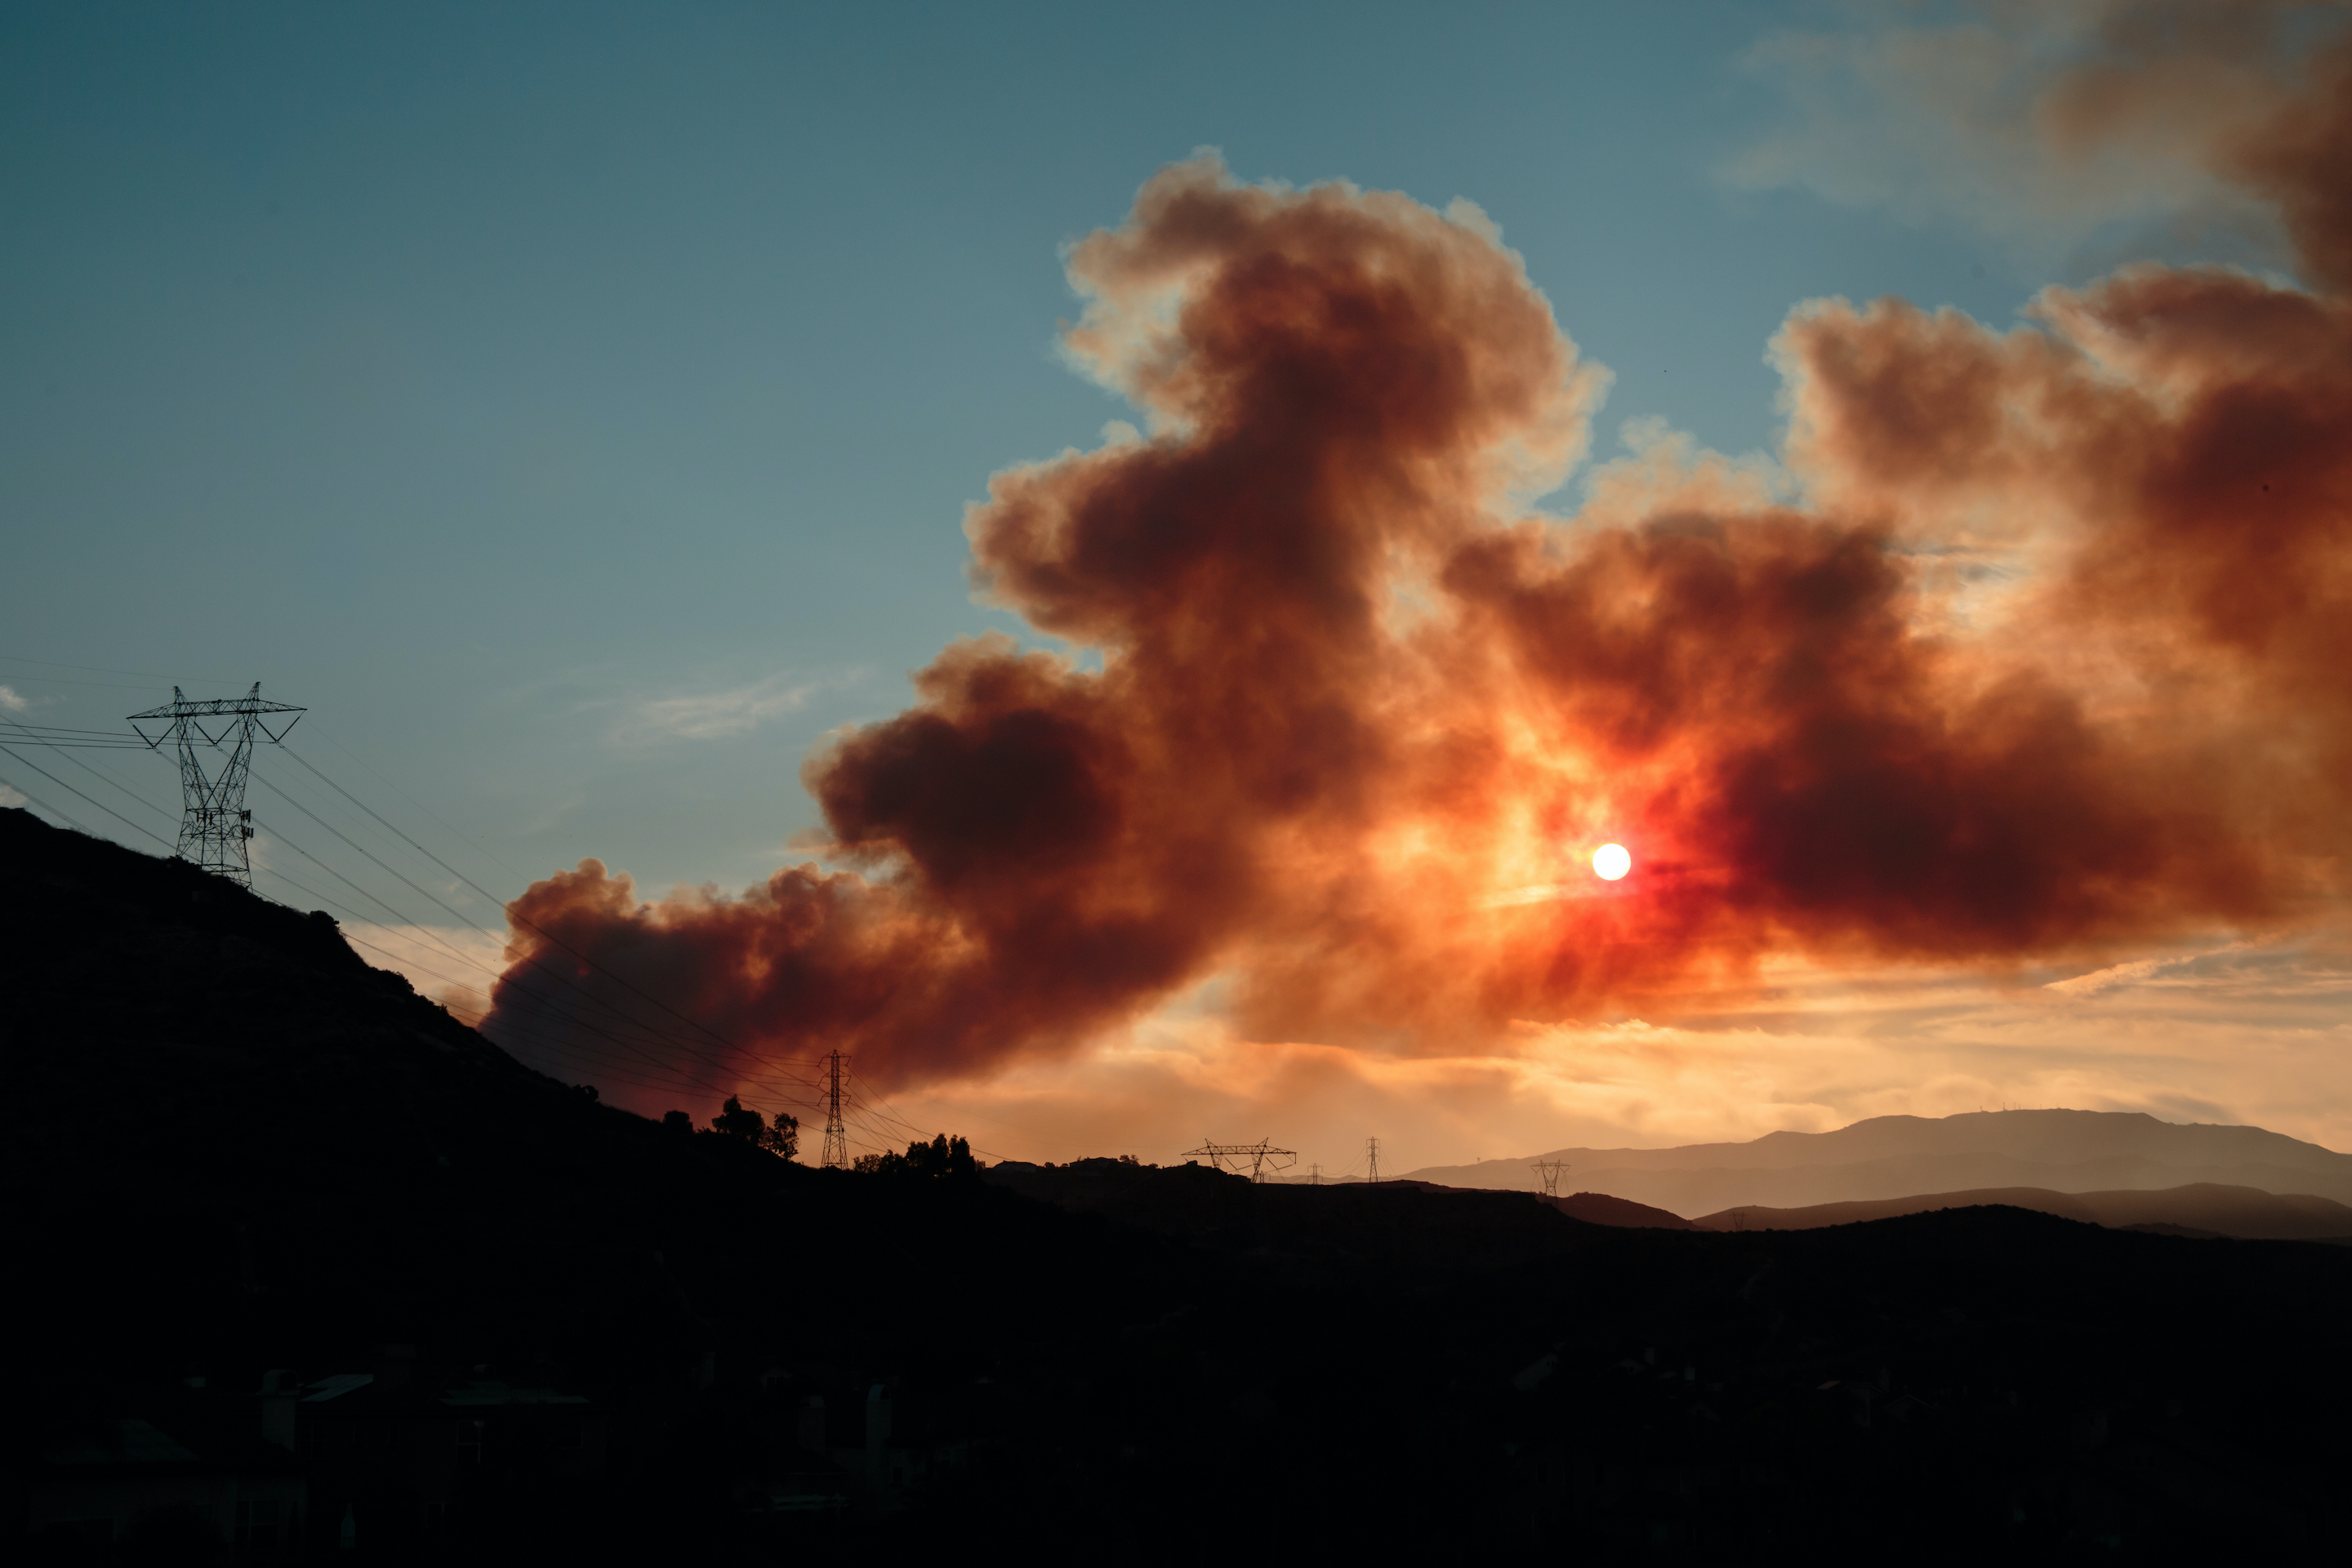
top-left (0, 742), bottom-right (174, 849)
top-left (272, 746), bottom-right (845, 1114)
top-left (0, 721), bottom-right (180, 824)
top-left (234, 773), bottom-right (751, 1079)
top-left (282, 743), bottom-right (803, 1071)
top-left (0, 672), bottom-right (222, 694)
top-left (840, 1085), bottom-right (1015, 1167)
top-left (0, 719), bottom-right (153, 749)
top-left (841, 1062), bottom-right (1045, 1165)
top-left (2, 723), bottom-right (152, 736)
top-left (3, 724), bottom-right (155, 738)
top-left (0, 771), bottom-right (99, 837)
top-left (249, 773), bottom-right (483, 933)
top-left (0, 654), bottom-right (243, 684)
top-left (307, 724), bottom-right (540, 888)
top-left (844, 1071), bottom-right (933, 1139)
top-left (323, 932), bottom-right (733, 1101)
top-left (217, 731), bottom-right (829, 1116)
top-left (247, 853), bottom-right (777, 1109)
top-left (250, 823), bottom-right (780, 1107)
top-left (247, 779), bottom-right (699, 1056)
top-left (301, 934), bottom-right (735, 1102)
top-left (1, 692), bottom-right (817, 1126)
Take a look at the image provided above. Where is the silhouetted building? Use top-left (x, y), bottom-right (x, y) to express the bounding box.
top-left (24, 1401), bottom-right (305, 1553)
top-left (300, 1369), bottom-right (604, 1550)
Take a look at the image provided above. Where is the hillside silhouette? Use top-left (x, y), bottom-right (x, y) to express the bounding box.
top-left (1548, 1191), bottom-right (1697, 1230)
top-left (1405, 1110), bottom-right (2352, 1214)
top-left (7, 805), bottom-right (2352, 1561)
top-left (1695, 1184), bottom-right (2352, 1240)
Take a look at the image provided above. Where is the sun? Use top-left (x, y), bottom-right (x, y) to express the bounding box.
top-left (1592, 843), bottom-right (1632, 880)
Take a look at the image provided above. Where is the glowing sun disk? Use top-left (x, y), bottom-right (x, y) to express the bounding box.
top-left (1592, 843), bottom-right (1632, 880)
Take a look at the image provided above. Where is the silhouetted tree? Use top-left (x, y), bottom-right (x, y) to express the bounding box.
top-left (761, 1111), bottom-right (800, 1161)
top-left (710, 1095), bottom-right (765, 1141)
top-left (706, 1098), bottom-right (800, 1160)
top-left (856, 1133), bottom-right (978, 1178)
top-left (662, 1109), bottom-right (693, 1135)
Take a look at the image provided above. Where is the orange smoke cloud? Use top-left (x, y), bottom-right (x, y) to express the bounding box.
top-left (491, 44), bottom-right (2350, 1097)
top-left (2045, 0), bottom-right (2352, 290)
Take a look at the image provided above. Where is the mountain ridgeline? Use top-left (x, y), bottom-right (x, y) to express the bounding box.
top-left (1402, 1109), bottom-right (2352, 1217)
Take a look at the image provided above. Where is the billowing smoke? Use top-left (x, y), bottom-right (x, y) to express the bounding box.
top-left (490, 17), bottom-right (2351, 1097)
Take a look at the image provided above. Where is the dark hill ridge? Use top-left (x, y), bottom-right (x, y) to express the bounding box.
top-left (1402, 1109), bottom-right (2352, 1214)
top-left (1694, 1183), bottom-right (2352, 1241)
top-left (1549, 1191), bottom-right (1696, 1230)
top-left (985, 1165), bottom-right (1699, 1247)
top-left (9, 806), bottom-right (2352, 1557)
top-left (0, 811), bottom-right (1242, 1430)
top-left (986, 1161), bottom-right (1612, 1266)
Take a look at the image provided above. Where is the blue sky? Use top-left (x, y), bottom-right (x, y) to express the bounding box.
top-left (1, 1), bottom-right (2055, 893)
top-left (11, 2), bottom-right (2341, 1166)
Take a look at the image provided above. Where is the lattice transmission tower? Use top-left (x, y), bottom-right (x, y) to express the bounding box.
top-left (1530, 1158), bottom-right (1572, 1198)
top-left (1180, 1138), bottom-right (1298, 1183)
top-left (820, 1051), bottom-right (851, 1169)
top-left (127, 684), bottom-right (305, 888)
top-left (1365, 1136), bottom-right (1382, 1184)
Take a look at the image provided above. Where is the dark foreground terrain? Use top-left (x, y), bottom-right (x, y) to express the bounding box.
top-left (4, 807), bottom-right (2348, 1562)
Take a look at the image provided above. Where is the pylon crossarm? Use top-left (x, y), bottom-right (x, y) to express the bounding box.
top-left (122, 681), bottom-right (305, 890)
top-left (1179, 1139), bottom-right (1297, 1180)
top-left (126, 698), bottom-right (305, 721)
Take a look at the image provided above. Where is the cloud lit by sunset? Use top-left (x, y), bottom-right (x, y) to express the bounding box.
top-left (483, 2), bottom-right (2352, 1163)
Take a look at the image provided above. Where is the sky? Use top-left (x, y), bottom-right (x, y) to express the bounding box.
top-left (5, 1), bottom-right (2348, 1172)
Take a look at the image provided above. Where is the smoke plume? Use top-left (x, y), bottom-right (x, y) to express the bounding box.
top-left (1729, 0), bottom-right (2352, 273)
top-left (491, 23), bottom-right (2351, 1098)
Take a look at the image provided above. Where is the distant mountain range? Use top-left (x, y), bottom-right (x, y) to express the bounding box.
top-left (1397, 1109), bottom-right (2352, 1215)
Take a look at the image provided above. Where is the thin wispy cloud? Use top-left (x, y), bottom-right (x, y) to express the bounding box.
top-left (0, 684), bottom-right (31, 714)
top-left (606, 672), bottom-right (825, 745)
top-left (2045, 938), bottom-right (2270, 996)
top-left (514, 791), bottom-right (586, 837)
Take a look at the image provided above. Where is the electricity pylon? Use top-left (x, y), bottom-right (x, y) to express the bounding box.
top-left (127, 684), bottom-right (304, 888)
top-left (1365, 1136), bottom-right (1382, 1184)
top-left (820, 1051), bottom-right (850, 1169)
top-left (1181, 1138), bottom-right (1298, 1183)
top-left (1530, 1158), bottom-right (1572, 1198)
